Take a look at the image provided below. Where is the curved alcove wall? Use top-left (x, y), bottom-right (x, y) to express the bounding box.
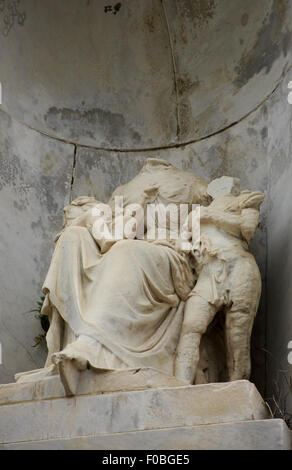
top-left (0, 0), bottom-right (291, 148)
top-left (0, 0), bottom-right (291, 400)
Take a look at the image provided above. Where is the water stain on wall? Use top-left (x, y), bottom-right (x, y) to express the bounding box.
top-left (234, 0), bottom-right (292, 88)
top-left (44, 106), bottom-right (141, 146)
top-left (179, 0), bottom-right (216, 26)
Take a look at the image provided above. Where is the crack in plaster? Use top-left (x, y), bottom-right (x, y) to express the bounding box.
top-left (69, 144), bottom-right (77, 203)
top-left (161, 0), bottom-right (181, 140)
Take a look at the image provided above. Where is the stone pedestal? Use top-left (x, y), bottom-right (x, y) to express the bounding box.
top-left (0, 370), bottom-right (290, 450)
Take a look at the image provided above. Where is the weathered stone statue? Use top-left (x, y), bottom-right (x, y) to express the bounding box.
top-left (15, 159), bottom-right (263, 395)
top-left (4, 157), bottom-right (289, 451)
top-left (175, 176), bottom-right (264, 383)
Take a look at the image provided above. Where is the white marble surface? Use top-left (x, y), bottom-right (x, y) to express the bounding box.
top-left (1, 419), bottom-right (290, 450)
top-left (0, 380), bottom-right (269, 445)
top-left (0, 368), bottom-right (186, 404)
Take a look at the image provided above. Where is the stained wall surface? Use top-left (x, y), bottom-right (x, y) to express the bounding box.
top-left (266, 74), bottom-right (292, 414)
top-left (0, 0), bottom-right (291, 396)
top-left (0, 110), bottom-right (74, 382)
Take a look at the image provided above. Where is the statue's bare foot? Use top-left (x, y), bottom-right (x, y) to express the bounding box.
top-left (57, 357), bottom-right (80, 396)
top-left (51, 339), bottom-right (89, 395)
top-left (52, 339), bottom-right (88, 396)
top-left (52, 350), bottom-right (87, 396)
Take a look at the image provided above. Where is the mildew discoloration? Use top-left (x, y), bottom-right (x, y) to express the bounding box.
top-left (145, 14), bottom-right (155, 33)
top-left (0, 0), bottom-right (26, 37)
top-left (265, 75), bottom-right (292, 407)
top-left (0, 108), bottom-right (74, 383)
top-left (72, 148), bottom-right (147, 201)
top-left (247, 128), bottom-right (258, 138)
top-left (162, 0), bottom-right (291, 143)
top-left (179, 0), bottom-right (216, 25)
top-left (40, 152), bottom-right (59, 176)
top-left (260, 127), bottom-right (268, 140)
top-left (1, 0), bottom-right (291, 147)
top-left (44, 107), bottom-right (141, 146)
top-left (234, 0), bottom-right (292, 88)
top-left (241, 13), bottom-right (249, 27)
top-left (177, 76), bottom-right (200, 97)
top-left (0, 152), bottom-right (22, 191)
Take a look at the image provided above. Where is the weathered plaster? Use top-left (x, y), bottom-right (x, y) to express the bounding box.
top-left (266, 73), bottom-right (292, 417)
top-left (0, 0), bottom-right (290, 148)
top-left (0, 110), bottom-right (74, 383)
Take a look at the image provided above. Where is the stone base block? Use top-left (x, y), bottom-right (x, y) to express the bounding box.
top-left (0, 372), bottom-right (289, 450)
top-left (1, 419), bottom-right (290, 450)
top-left (0, 375), bottom-right (278, 448)
top-left (0, 367), bottom-right (186, 404)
